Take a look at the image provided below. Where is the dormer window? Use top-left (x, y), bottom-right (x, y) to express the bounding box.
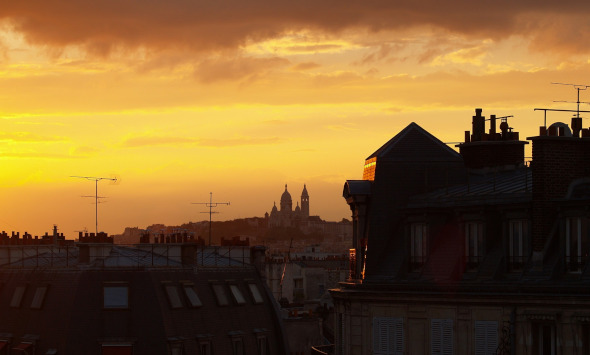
top-left (465, 222), bottom-right (484, 269)
top-left (508, 219), bottom-right (530, 270)
top-left (566, 217), bottom-right (588, 273)
top-left (410, 223), bottom-right (429, 271)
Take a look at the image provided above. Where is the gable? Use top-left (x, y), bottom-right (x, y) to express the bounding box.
top-left (367, 123), bottom-right (462, 162)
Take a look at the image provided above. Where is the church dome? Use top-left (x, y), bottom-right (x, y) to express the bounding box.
top-left (280, 184), bottom-right (292, 204)
top-left (295, 202), bottom-right (301, 213)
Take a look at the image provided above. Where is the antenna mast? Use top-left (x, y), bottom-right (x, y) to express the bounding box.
top-left (534, 83), bottom-right (590, 135)
top-left (71, 176), bottom-right (118, 236)
top-left (192, 192), bottom-right (230, 246)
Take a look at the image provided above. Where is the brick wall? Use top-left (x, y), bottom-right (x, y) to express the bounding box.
top-left (530, 136), bottom-right (590, 252)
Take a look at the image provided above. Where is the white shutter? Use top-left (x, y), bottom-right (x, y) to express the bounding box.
top-left (373, 317), bottom-right (403, 355)
top-left (432, 319), bottom-right (453, 355)
top-left (475, 321), bottom-right (498, 355)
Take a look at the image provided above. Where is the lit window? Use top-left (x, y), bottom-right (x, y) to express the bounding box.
top-left (248, 284), bottom-right (264, 304)
top-left (465, 222), bottom-right (484, 269)
top-left (566, 217), bottom-right (588, 272)
top-left (373, 317), bottom-right (403, 355)
top-left (183, 285), bottom-right (202, 308)
top-left (431, 319), bottom-right (453, 355)
top-left (474, 321), bottom-right (498, 355)
top-left (508, 220), bottom-right (530, 270)
top-left (164, 285), bottom-right (183, 309)
top-left (103, 285), bottom-right (129, 309)
top-left (211, 284), bottom-right (229, 306)
top-left (410, 223), bottom-right (429, 270)
top-left (10, 285), bottom-right (27, 308)
top-left (363, 157), bottom-right (377, 181)
top-left (30, 286), bottom-right (48, 309)
top-left (229, 285), bottom-right (246, 305)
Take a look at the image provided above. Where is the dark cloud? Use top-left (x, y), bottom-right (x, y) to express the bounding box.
top-left (2, 1), bottom-right (590, 55)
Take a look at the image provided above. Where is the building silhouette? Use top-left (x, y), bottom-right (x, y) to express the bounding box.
top-left (325, 108), bottom-right (590, 355)
top-left (0, 230), bottom-right (288, 354)
top-left (267, 184), bottom-right (310, 228)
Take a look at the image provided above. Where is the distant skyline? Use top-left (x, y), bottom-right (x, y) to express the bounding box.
top-left (1, 2), bottom-right (590, 235)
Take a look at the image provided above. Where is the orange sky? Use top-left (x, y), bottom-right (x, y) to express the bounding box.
top-left (1, 1), bottom-right (590, 236)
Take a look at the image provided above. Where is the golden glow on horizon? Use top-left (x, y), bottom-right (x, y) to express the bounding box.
top-left (1, 3), bottom-right (590, 235)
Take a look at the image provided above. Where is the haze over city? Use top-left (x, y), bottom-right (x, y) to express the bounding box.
top-left (1, 1), bottom-right (590, 235)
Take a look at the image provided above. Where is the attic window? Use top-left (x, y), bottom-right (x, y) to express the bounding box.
top-left (183, 285), bottom-right (202, 308)
top-left (30, 286), bottom-right (48, 309)
top-left (103, 285), bottom-right (129, 309)
top-left (248, 283), bottom-right (264, 304)
top-left (229, 285), bottom-right (246, 305)
top-left (164, 285), bottom-right (183, 309)
top-left (211, 284), bottom-right (229, 306)
top-left (362, 157), bottom-right (377, 181)
top-left (10, 285), bottom-right (27, 308)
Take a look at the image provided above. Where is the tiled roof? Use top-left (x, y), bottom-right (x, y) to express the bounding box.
top-left (408, 167), bottom-right (532, 207)
top-left (367, 122), bottom-right (462, 162)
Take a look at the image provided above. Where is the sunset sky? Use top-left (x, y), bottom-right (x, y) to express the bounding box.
top-left (1, 1), bottom-right (590, 236)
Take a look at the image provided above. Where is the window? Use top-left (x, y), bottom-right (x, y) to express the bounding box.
top-left (103, 285), bottom-right (129, 309)
top-left (197, 341), bottom-right (212, 355)
top-left (410, 223), bottom-right (429, 270)
top-left (532, 322), bottom-right (555, 355)
top-left (465, 222), bottom-right (484, 269)
top-left (211, 284), bottom-right (229, 306)
top-left (474, 321), bottom-right (498, 355)
top-left (101, 345), bottom-right (133, 355)
top-left (164, 285), bottom-right (183, 309)
top-left (566, 217), bottom-right (588, 272)
top-left (372, 317), bottom-right (403, 355)
top-left (248, 283), bottom-right (264, 304)
top-left (508, 220), bottom-right (530, 270)
top-left (229, 285), bottom-right (246, 305)
top-left (431, 319), bottom-right (453, 355)
top-left (182, 285), bottom-right (202, 308)
top-left (10, 286), bottom-right (26, 308)
top-left (30, 286), bottom-right (48, 309)
top-left (256, 336), bottom-right (269, 355)
top-left (231, 337), bottom-right (244, 355)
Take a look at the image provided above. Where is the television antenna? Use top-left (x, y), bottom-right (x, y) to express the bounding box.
top-left (71, 175), bottom-right (118, 236)
top-left (191, 192), bottom-right (230, 246)
top-left (534, 83), bottom-right (590, 134)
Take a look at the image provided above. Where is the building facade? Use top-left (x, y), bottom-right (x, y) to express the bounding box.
top-left (330, 108), bottom-right (590, 355)
top-left (0, 231), bottom-right (288, 354)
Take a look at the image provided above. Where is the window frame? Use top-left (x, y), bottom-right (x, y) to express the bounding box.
top-left (103, 283), bottom-right (129, 310)
top-left (182, 283), bottom-right (202, 308)
top-left (474, 320), bottom-right (498, 355)
top-left (372, 316), bottom-right (403, 355)
top-left (566, 216), bottom-right (588, 273)
top-left (30, 285), bottom-right (49, 310)
top-left (431, 318), bottom-right (453, 355)
top-left (508, 219), bottom-right (530, 270)
top-left (464, 222), bottom-right (485, 269)
top-left (211, 283), bottom-right (229, 306)
top-left (10, 285), bottom-right (27, 308)
top-left (410, 223), bottom-right (429, 271)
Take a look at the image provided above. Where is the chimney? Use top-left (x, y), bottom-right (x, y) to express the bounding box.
top-left (528, 122), bottom-right (590, 266)
top-left (458, 108), bottom-right (528, 170)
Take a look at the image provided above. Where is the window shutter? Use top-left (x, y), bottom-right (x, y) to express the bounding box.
top-left (431, 319), bottom-right (442, 355)
top-left (432, 319), bottom-right (453, 355)
top-left (475, 321), bottom-right (498, 355)
top-left (373, 317), bottom-right (403, 355)
top-left (442, 319), bottom-right (453, 355)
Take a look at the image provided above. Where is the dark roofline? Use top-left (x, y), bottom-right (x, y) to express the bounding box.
top-left (366, 122), bottom-right (462, 161)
